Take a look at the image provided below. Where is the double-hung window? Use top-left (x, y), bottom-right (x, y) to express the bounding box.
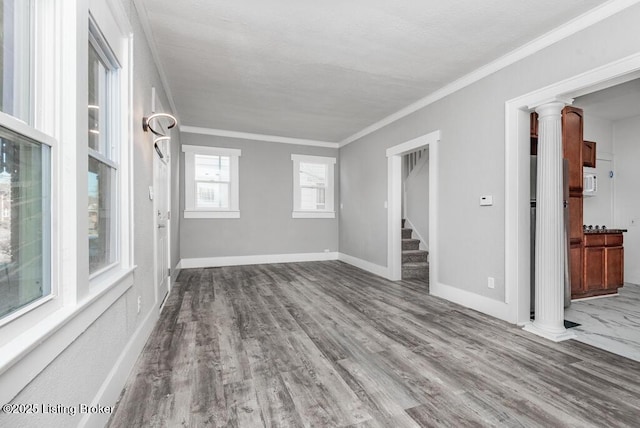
top-left (0, 0), bottom-right (53, 321)
top-left (291, 154), bottom-right (335, 218)
top-left (87, 18), bottom-right (121, 276)
top-left (183, 145), bottom-right (241, 218)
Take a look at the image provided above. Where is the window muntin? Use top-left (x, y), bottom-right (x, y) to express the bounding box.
top-left (292, 154), bottom-right (335, 218)
top-left (0, 0), bottom-right (32, 123)
top-left (0, 125), bottom-right (51, 319)
top-left (183, 145), bottom-right (240, 219)
top-left (87, 24), bottom-right (120, 275)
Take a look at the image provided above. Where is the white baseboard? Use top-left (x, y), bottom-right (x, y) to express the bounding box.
top-left (338, 252), bottom-right (389, 279)
top-left (79, 304), bottom-right (159, 428)
top-left (430, 281), bottom-right (511, 323)
top-left (178, 252), bottom-right (339, 269)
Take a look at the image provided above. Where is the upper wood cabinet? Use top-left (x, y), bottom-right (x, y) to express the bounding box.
top-left (562, 107), bottom-right (584, 193)
top-left (583, 140), bottom-right (596, 168)
top-left (530, 112), bottom-right (538, 155)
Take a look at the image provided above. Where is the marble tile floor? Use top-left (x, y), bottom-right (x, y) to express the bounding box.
top-left (565, 282), bottom-right (640, 362)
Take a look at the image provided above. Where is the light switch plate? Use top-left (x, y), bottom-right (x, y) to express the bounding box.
top-left (480, 195), bottom-right (493, 206)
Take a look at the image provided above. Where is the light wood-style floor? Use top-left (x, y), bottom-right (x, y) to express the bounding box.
top-left (109, 261), bottom-right (640, 427)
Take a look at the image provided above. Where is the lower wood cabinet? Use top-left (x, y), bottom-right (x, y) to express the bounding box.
top-left (578, 232), bottom-right (624, 298)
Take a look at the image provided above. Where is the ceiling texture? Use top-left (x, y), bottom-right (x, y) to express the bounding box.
top-left (137, 0), bottom-right (607, 143)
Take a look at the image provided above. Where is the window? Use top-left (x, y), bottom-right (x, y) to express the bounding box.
top-left (0, 125), bottom-right (52, 319)
top-left (0, 0), bottom-right (135, 404)
top-left (88, 17), bottom-right (121, 276)
top-left (0, 0), bottom-right (31, 123)
top-left (291, 154), bottom-right (335, 218)
top-left (183, 145), bottom-right (241, 218)
top-left (0, 0), bottom-right (54, 321)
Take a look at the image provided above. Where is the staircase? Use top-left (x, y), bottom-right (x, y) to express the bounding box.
top-left (401, 220), bottom-right (429, 280)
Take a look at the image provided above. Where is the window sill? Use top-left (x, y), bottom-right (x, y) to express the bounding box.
top-left (292, 211), bottom-right (335, 219)
top-left (184, 210), bottom-right (240, 219)
top-left (0, 266), bottom-right (136, 405)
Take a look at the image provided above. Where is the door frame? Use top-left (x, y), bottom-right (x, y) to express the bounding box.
top-left (386, 130), bottom-right (440, 281)
top-left (504, 53), bottom-right (640, 325)
top-left (151, 90), bottom-right (172, 309)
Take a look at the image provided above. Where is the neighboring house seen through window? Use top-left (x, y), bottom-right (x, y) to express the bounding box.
top-left (183, 145), bottom-right (241, 218)
top-left (88, 17), bottom-right (121, 275)
top-left (0, 0), bottom-right (53, 320)
top-left (291, 154), bottom-right (335, 218)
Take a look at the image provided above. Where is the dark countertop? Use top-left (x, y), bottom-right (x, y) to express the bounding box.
top-left (583, 229), bottom-right (627, 234)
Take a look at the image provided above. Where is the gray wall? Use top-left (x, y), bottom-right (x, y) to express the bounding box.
top-left (180, 133), bottom-right (339, 259)
top-left (405, 150), bottom-right (429, 250)
top-left (339, 4), bottom-right (640, 302)
top-left (1, 1), bottom-right (181, 426)
top-left (613, 115), bottom-right (640, 285)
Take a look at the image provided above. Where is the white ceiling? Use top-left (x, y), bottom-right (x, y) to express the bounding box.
top-left (138, 0), bottom-right (606, 142)
top-left (574, 79), bottom-right (640, 121)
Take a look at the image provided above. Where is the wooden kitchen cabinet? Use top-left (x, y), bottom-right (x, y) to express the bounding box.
top-left (562, 107), bottom-right (584, 193)
top-left (583, 140), bottom-right (596, 168)
top-left (562, 106), bottom-right (584, 298)
top-left (570, 245), bottom-right (583, 296)
top-left (584, 246), bottom-right (605, 291)
top-left (580, 232), bottom-right (624, 298)
top-left (530, 112), bottom-right (538, 155)
top-left (606, 246), bottom-right (624, 289)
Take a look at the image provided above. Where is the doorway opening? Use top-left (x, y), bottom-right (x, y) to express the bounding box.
top-left (386, 130), bottom-right (440, 285)
top-left (505, 52), bottom-right (640, 354)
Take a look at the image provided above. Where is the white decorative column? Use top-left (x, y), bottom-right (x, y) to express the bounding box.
top-left (523, 101), bottom-right (576, 342)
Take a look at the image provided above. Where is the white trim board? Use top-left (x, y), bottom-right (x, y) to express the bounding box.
top-left (430, 281), bottom-right (511, 322)
top-left (504, 52), bottom-right (640, 325)
top-left (179, 252), bottom-right (339, 269)
top-left (181, 126), bottom-right (339, 148)
top-left (340, 0), bottom-right (640, 147)
top-left (178, 251), bottom-right (391, 280)
top-left (79, 298), bottom-right (158, 428)
top-left (337, 252), bottom-right (389, 279)
top-left (0, 270), bottom-right (134, 405)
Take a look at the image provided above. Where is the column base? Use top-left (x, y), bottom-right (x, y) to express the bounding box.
top-left (522, 321), bottom-right (577, 342)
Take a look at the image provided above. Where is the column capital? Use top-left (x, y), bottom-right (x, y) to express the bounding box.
top-left (535, 102), bottom-right (565, 119)
top-left (528, 97), bottom-right (573, 113)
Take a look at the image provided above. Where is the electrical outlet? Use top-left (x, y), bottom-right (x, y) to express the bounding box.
top-left (488, 277), bottom-right (495, 289)
top-left (137, 296), bottom-right (142, 313)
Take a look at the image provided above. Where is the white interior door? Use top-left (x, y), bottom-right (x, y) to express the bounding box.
top-left (153, 139), bottom-right (170, 307)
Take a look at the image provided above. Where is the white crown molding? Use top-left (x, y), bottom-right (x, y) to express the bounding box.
top-left (132, 0), bottom-right (179, 115)
top-left (180, 125), bottom-right (339, 148)
top-left (339, 0), bottom-right (640, 147)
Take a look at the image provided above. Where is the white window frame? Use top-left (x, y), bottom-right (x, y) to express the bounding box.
top-left (87, 15), bottom-right (122, 279)
top-left (86, 2), bottom-right (134, 291)
top-left (291, 154), bottom-right (336, 219)
top-left (0, 0), bottom-right (135, 406)
top-left (183, 145), bottom-right (241, 219)
top-left (0, 0), bottom-right (59, 331)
